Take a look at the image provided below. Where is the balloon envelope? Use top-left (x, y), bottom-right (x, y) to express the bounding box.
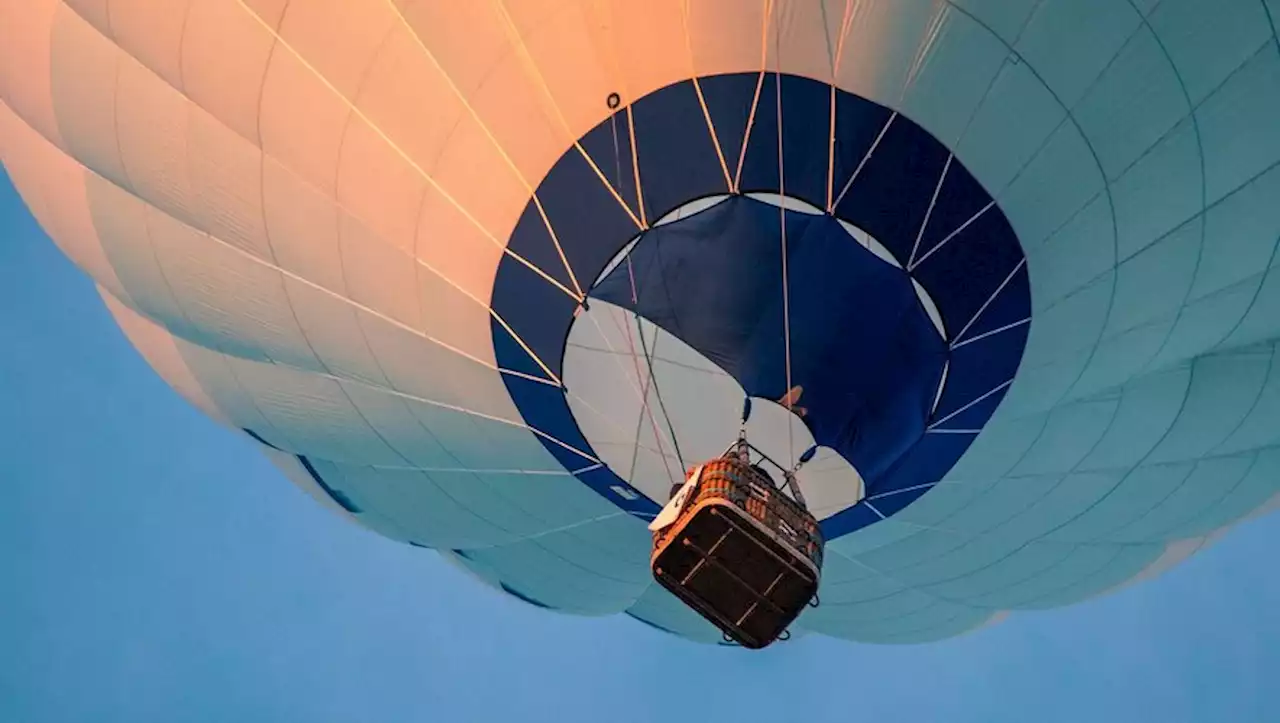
top-left (3, 0), bottom-right (1280, 644)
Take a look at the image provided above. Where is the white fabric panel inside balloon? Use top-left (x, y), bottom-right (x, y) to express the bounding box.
top-left (490, 73), bottom-right (1031, 541)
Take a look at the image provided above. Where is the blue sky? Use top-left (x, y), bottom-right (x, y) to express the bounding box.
top-left (1, 168), bottom-right (1278, 723)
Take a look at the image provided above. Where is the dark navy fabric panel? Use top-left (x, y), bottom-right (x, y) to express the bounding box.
top-left (734, 74), bottom-right (891, 210)
top-left (490, 326), bottom-right (550, 385)
top-left (593, 195), bottom-right (947, 485)
top-left (734, 73), bottom-right (783, 196)
top-left (955, 267), bottom-right (1033, 342)
top-left (495, 146), bottom-right (640, 380)
top-left (932, 391), bottom-right (1007, 432)
top-left (529, 146), bottom-right (642, 297)
top-left (630, 80), bottom-right (733, 220)
top-left (697, 73), bottom-right (759, 183)
top-left (830, 89), bottom-right (899, 204)
top-left (732, 74), bottom-right (825, 206)
top-left (832, 116), bottom-right (951, 264)
top-left (490, 262), bottom-right (576, 379)
top-left (579, 110), bottom-right (643, 215)
top-left (932, 325), bottom-right (1027, 424)
top-left (910, 210), bottom-right (1026, 337)
top-left (593, 197), bottom-right (790, 374)
top-left (773, 75), bottom-right (837, 206)
top-left (506, 202), bottom-right (577, 295)
top-left (911, 160), bottom-right (996, 266)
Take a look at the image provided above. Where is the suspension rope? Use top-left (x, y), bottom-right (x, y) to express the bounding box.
top-left (619, 304), bottom-right (678, 486)
top-left (609, 98), bottom-right (625, 201)
top-left (775, 38), bottom-right (796, 469)
top-left (603, 92), bottom-right (689, 478)
top-left (633, 295), bottom-right (688, 472)
top-left (604, 99), bottom-right (678, 487)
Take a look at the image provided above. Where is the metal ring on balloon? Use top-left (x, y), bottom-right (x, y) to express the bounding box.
top-left (492, 72), bottom-right (1031, 540)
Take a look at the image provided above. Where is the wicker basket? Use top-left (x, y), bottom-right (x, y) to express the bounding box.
top-left (649, 455), bottom-right (825, 648)
top-left (653, 457), bottom-right (824, 569)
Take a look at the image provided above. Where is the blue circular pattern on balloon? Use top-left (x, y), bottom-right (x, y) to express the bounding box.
top-left (491, 72), bottom-right (1031, 539)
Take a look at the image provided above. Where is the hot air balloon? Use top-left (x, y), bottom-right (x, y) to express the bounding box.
top-left (4, 0), bottom-right (1280, 646)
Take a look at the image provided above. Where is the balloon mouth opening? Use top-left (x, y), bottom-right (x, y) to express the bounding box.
top-left (562, 191), bottom-right (964, 513)
top-left (493, 72), bottom-right (1032, 538)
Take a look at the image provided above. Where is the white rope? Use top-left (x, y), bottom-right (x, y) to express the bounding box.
top-left (580, 105), bottom-right (678, 488)
top-left (775, 28), bottom-right (796, 468)
top-left (582, 306), bottom-right (679, 484)
top-left (908, 154), bottom-right (953, 268)
top-left (624, 256), bottom-right (687, 477)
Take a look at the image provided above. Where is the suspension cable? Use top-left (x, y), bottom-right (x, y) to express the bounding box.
top-left (634, 306), bottom-right (687, 472)
top-left (627, 256), bottom-right (687, 473)
top-left (775, 50), bottom-right (796, 469)
top-left (608, 94), bottom-right (688, 476)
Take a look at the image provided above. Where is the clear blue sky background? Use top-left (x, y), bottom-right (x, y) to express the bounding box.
top-left (1, 168), bottom-right (1278, 723)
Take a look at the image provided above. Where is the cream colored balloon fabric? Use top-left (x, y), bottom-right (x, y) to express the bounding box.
top-left (4, 0), bottom-right (1280, 644)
